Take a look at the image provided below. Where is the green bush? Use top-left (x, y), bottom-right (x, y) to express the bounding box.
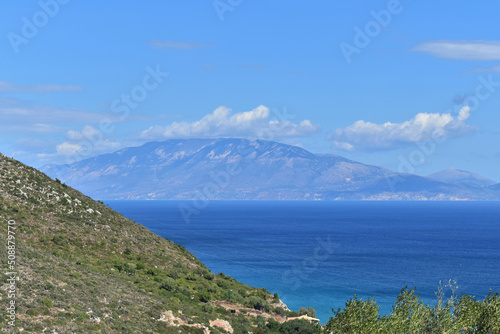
top-left (40, 299), bottom-right (53, 308)
top-left (326, 295), bottom-right (380, 333)
top-left (455, 291), bottom-right (500, 333)
top-left (185, 272), bottom-right (197, 281)
top-left (384, 287), bottom-right (430, 333)
top-left (266, 318), bottom-right (281, 331)
top-left (216, 279), bottom-right (229, 289)
top-left (198, 290), bottom-right (211, 303)
top-left (51, 235), bottom-right (65, 245)
top-left (159, 278), bottom-right (178, 291)
top-left (246, 296), bottom-right (268, 311)
top-left (325, 286), bottom-right (500, 334)
top-left (298, 307), bottom-right (317, 318)
top-left (280, 319), bottom-right (322, 333)
top-left (201, 303), bottom-right (214, 314)
top-left (145, 268), bottom-right (158, 276)
top-left (167, 270), bottom-right (179, 279)
top-left (226, 289), bottom-right (243, 303)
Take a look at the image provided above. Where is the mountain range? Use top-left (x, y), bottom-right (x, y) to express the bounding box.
top-left (41, 138), bottom-right (500, 201)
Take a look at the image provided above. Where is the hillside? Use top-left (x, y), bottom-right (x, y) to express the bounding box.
top-left (0, 153), bottom-right (318, 333)
top-left (427, 168), bottom-right (497, 188)
top-left (492, 183), bottom-right (500, 191)
top-left (41, 138), bottom-right (500, 201)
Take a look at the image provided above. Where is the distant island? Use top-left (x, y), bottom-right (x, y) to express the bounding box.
top-left (41, 138), bottom-right (500, 201)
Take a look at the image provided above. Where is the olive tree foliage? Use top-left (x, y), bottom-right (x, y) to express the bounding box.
top-left (326, 283), bottom-right (500, 334)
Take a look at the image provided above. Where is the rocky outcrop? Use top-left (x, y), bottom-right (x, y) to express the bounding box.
top-left (210, 319), bottom-right (234, 333)
top-left (159, 310), bottom-right (235, 334)
top-left (272, 298), bottom-right (290, 311)
top-left (158, 310), bottom-right (209, 333)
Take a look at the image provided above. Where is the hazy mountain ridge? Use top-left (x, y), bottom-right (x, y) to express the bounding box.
top-left (41, 139), bottom-right (500, 201)
top-left (427, 168), bottom-right (497, 188)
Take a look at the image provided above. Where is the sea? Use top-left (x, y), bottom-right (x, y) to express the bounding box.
top-left (105, 200), bottom-right (500, 323)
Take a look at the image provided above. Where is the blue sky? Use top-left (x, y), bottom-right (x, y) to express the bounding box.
top-left (1, 0), bottom-right (500, 181)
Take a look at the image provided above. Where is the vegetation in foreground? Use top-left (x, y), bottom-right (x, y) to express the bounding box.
top-left (326, 285), bottom-right (500, 334)
top-left (0, 153), bottom-right (499, 333)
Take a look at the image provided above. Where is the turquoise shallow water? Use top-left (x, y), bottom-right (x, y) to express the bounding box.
top-left (106, 200), bottom-right (500, 323)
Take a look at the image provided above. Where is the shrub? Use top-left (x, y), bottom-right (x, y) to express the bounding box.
top-left (226, 290), bottom-right (243, 304)
top-left (198, 290), bottom-right (211, 303)
top-left (326, 295), bottom-right (381, 333)
top-left (40, 299), bottom-right (53, 308)
top-left (325, 286), bottom-right (500, 333)
top-left (246, 296), bottom-right (268, 311)
top-left (159, 278), bottom-right (178, 291)
top-left (254, 315), bottom-right (266, 328)
top-left (384, 287), bottom-right (430, 333)
top-left (185, 272), bottom-right (197, 281)
top-left (266, 318), bottom-right (281, 331)
top-left (298, 307), bottom-right (317, 318)
top-left (280, 319), bottom-right (322, 334)
top-left (51, 235), bottom-right (65, 245)
top-left (201, 303), bottom-right (214, 314)
top-left (216, 280), bottom-right (229, 289)
top-left (145, 268), bottom-right (158, 276)
top-left (274, 307), bottom-right (287, 316)
top-left (167, 270), bottom-right (179, 279)
top-left (124, 262), bottom-right (136, 274)
top-left (203, 271), bottom-right (215, 280)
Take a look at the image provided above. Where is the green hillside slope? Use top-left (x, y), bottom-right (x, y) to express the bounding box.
top-left (0, 153), bottom-right (317, 333)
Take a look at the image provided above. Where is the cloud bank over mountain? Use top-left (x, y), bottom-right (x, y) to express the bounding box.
top-left (140, 105), bottom-right (321, 140)
top-left (333, 106), bottom-right (473, 151)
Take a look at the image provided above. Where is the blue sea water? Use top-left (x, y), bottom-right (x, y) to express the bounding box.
top-left (105, 200), bottom-right (500, 323)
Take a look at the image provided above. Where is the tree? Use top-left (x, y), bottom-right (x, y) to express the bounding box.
top-left (298, 307), bottom-right (317, 318)
top-left (280, 319), bottom-right (321, 334)
top-left (326, 295), bottom-right (381, 333)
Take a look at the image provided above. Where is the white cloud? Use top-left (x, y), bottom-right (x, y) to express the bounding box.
top-left (66, 125), bottom-right (102, 141)
top-left (63, 126), bottom-right (121, 153)
top-left (149, 40), bottom-right (210, 50)
top-left (0, 82), bottom-right (83, 92)
top-left (56, 142), bottom-right (82, 156)
top-left (333, 106), bottom-right (473, 151)
top-left (36, 126), bottom-right (122, 163)
top-left (413, 41), bottom-right (500, 60)
top-left (457, 106), bottom-right (470, 121)
top-left (140, 105), bottom-right (321, 140)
